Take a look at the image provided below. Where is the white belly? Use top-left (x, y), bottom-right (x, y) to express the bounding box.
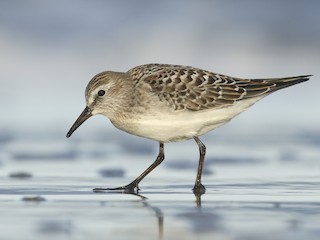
top-left (111, 96), bottom-right (264, 142)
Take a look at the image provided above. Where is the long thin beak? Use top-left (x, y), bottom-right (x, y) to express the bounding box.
top-left (66, 106), bottom-right (92, 138)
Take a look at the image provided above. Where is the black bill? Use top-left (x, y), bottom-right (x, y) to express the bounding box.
top-left (66, 106), bottom-right (92, 138)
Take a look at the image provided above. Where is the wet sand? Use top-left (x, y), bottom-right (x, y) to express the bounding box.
top-left (0, 129), bottom-right (320, 240)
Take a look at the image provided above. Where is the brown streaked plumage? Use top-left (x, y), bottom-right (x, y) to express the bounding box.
top-left (129, 64), bottom-right (310, 111)
top-left (66, 63), bottom-right (311, 195)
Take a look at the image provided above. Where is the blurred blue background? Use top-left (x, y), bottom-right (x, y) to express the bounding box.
top-left (1, 3), bottom-right (319, 239)
top-left (0, 0), bottom-right (319, 135)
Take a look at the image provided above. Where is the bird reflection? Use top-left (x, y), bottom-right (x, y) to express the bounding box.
top-left (94, 189), bottom-right (164, 239)
top-left (194, 191), bottom-right (204, 208)
top-left (142, 200), bottom-right (164, 239)
top-left (94, 188), bottom-right (205, 239)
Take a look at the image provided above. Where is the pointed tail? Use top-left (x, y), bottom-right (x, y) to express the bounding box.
top-left (256, 75), bottom-right (311, 91)
top-left (236, 75), bottom-right (311, 99)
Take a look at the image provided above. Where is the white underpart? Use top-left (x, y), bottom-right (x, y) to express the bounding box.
top-left (116, 95), bottom-right (265, 142)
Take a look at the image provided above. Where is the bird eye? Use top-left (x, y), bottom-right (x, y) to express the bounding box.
top-left (98, 90), bottom-right (105, 96)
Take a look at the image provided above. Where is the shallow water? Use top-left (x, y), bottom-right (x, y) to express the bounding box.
top-left (0, 128), bottom-right (320, 240)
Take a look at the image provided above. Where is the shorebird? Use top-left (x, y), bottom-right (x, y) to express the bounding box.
top-left (66, 63), bottom-right (310, 194)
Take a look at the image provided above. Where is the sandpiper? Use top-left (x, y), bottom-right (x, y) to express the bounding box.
top-left (66, 63), bottom-right (310, 194)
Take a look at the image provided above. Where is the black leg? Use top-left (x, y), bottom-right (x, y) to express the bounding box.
top-left (193, 137), bottom-right (206, 195)
top-left (93, 142), bottom-right (165, 192)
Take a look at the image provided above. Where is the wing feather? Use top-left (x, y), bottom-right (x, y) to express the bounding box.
top-left (128, 64), bottom-right (310, 111)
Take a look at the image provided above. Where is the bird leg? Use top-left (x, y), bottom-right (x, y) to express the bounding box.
top-left (193, 137), bottom-right (206, 195)
top-left (93, 142), bottom-right (165, 193)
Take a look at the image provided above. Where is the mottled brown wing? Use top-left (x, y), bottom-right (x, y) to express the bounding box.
top-left (128, 64), bottom-right (308, 111)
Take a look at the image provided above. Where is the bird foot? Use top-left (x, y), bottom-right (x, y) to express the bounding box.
top-left (93, 182), bottom-right (139, 193)
top-left (193, 183), bottom-right (206, 195)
